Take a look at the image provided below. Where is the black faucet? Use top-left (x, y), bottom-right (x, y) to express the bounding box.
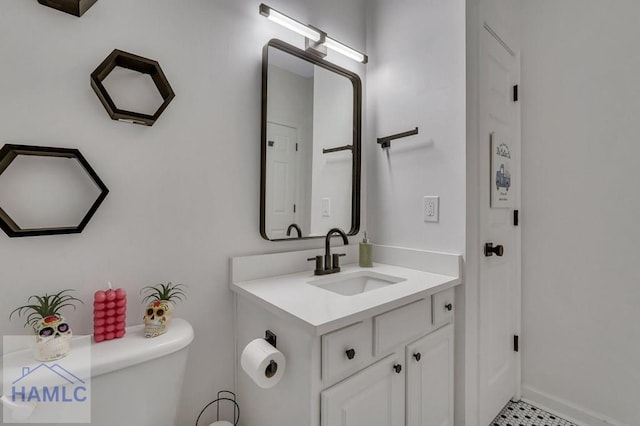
top-left (308, 228), bottom-right (349, 275)
top-left (286, 223), bottom-right (302, 238)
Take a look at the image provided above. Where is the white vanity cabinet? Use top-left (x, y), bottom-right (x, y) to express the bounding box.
top-left (235, 289), bottom-right (455, 426)
top-left (231, 246), bottom-right (462, 426)
top-left (320, 292), bottom-right (454, 426)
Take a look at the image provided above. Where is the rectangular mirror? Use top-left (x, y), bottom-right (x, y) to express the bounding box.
top-left (261, 39), bottom-right (362, 240)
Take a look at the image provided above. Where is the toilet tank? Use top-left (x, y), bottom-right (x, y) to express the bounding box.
top-left (1, 319), bottom-right (194, 426)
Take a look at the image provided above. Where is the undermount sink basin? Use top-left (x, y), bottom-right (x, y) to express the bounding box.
top-left (309, 271), bottom-right (406, 296)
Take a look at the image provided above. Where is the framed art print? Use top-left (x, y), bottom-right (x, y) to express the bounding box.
top-left (490, 132), bottom-right (515, 208)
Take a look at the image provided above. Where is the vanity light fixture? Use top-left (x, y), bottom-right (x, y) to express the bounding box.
top-left (323, 36), bottom-right (368, 64)
top-left (259, 3), bottom-right (368, 64)
top-left (259, 4), bottom-right (323, 42)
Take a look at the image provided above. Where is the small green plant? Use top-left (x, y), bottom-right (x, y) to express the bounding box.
top-left (9, 289), bottom-right (84, 329)
top-left (141, 282), bottom-right (186, 304)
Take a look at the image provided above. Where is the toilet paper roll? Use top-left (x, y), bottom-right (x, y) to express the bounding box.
top-left (240, 338), bottom-right (286, 389)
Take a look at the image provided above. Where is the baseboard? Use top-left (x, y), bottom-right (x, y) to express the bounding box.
top-left (522, 385), bottom-right (626, 426)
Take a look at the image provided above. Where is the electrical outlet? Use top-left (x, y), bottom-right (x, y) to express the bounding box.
top-left (423, 196), bottom-right (439, 222)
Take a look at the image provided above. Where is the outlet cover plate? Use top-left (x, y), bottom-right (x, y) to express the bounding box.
top-left (423, 196), bottom-right (439, 223)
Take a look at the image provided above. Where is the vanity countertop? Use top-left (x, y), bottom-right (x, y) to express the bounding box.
top-left (231, 250), bottom-right (461, 336)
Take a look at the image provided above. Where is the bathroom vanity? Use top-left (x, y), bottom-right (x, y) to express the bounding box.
top-left (231, 245), bottom-right (461, 426)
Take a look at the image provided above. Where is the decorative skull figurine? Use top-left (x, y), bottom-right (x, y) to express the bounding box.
top-left (33, 315), bottom-right (72, 361)
top-left (143, 300), bottom-right (174, 338)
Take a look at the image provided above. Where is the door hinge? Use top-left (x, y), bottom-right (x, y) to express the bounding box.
top-left (514, 210), bottom-right (519, 226)
top-left (293, 204), bottom-right (296, 213)
top-left (513, 85), bottom-right (519, 102)
top-left (268, 140), bottom-right (274, 147)
top-left (296, 143), bottom-right (298, 151)
top-left (514, 335), bottom-right (519, 352)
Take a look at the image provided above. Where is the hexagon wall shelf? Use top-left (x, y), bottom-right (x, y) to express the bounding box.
top-left (0, 144), bottom-right (109, 238)
top-left (37, 0), bottom-right (97, 17)
top-left (91, 49), bottom-right (175, 126)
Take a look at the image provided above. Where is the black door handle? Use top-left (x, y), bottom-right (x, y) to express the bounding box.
top-left (445, 303), bottom-right (453, 311)
top-left (413, 353), bottom-right (421, 362)
top-left (484, 242), bottom-right (504, 257)
top-left (393, 364), bottom-right (402, 374)
top-left (345, 348), bottom-right (356, 360)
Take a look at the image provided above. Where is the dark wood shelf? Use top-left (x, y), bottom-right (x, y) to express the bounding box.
top-left (37, 0), bottom-right (98, 17)
top-left (0, 144), bottom-right (109, 238)
top-left (90, 49), bottom-right (175, 127)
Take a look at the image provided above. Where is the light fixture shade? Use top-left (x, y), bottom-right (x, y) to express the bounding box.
top-left (323, 37), bottom-right (368, 64)
top-left (259, 4), bottom-right (323, 42)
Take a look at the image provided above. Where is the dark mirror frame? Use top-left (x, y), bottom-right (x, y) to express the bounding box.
top-left (260, 39), bottom-right (362, 241)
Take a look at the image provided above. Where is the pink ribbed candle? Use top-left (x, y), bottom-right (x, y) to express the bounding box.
top-left (94, 283), bottom-right (126, 342)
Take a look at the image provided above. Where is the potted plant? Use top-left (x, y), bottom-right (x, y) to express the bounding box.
top-left (141, 282), bottom-right (186, 338)
top-left (9, 289), bottom-right (84, 361)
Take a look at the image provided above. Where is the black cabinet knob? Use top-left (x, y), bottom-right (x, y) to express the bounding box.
top-left (393, 364), bottom-right (402, 374)
top-left (345, 348), bottom-right (356, 360)
top-left (445, 303), bottom-right (453, 311)
top-left (484, 242), bottom-right (504, 257)
top-left (413, 353), bottom-right (421, 362)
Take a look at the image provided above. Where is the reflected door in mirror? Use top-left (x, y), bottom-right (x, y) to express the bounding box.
top-left (265, 123), bottom-right (299, 239)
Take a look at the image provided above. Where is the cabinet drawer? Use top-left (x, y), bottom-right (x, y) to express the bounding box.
top-left (322, 319), bottom-right (373, 382)
top-left (432, 288), bottom-right (455, 326)
top-left (374, 298), bottom-right (432, 355)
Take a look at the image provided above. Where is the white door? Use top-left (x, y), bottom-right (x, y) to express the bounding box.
top-left (406, 324), bottom-right (454, 426)
top-left (321, 354), bottom-right (404, 426)
top-left (265, 122), bottom-right (298, 238)
top-left (478, 24), bottom-right (521, 426)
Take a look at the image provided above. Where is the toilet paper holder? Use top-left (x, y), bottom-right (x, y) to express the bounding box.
top-left (195, 390), bottom-right (239, 426)
top-left (265, 330), bottom-right (277, 347)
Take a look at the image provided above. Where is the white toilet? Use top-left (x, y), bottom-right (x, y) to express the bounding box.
top-left (1, 318), bottom-right (194, 425)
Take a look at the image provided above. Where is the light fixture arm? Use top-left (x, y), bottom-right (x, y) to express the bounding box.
top-left (305, 25), bottom-right (328, 58)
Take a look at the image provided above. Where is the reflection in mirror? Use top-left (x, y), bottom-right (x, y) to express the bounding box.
top-left (0, 155), bottom-right (102, 230)
top-left (261, 39), bottom-right (361, 241)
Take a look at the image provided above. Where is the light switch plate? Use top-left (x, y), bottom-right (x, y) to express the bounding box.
top-left (322, 198), bottom-right (331, 217)
top-left (423, 196), bottom-right (439, 222)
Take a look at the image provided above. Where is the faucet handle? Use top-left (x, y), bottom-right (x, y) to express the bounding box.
top-left (332, 253), bottom-right (346, 271)
top-left (307, 255), bottom-right (323, 272)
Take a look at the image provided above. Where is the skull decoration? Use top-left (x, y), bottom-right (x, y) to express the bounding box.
top-left (143, 300), bottom-right (174, 338)
top-left (33, 315), bottom-right (72, 361)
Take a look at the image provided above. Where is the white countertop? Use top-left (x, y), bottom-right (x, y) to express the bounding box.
top-left (231, 259), bottom-right (461, 336)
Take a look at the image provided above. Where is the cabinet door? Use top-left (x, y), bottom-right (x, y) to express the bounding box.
top-left (321, 354), bottom-right (405, 426)
top-left (406, 324), bottom-right (454, 426)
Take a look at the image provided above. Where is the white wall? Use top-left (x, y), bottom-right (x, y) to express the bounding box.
top-left (521, 2), bottom-right (640, 425)
top-left (365, 0), bottom-right (466, 423)
top-left (0, 0), bottom-right (366, 424)
top-left (366, 0), bottom-right (466, 254)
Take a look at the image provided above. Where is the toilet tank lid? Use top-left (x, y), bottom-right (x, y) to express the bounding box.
top-left (1, 319), bottom-right (194, 382)
top-left (89, 318), bottom-right (194, 377)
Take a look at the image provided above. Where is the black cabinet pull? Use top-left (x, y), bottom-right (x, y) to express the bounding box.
top-left (445, 303), bottom-right (453, 311)
top-left (345, 348), bottom-right (356, 360)
top-left (393, 364), bottom-right (402, 374)
top-left (413, 353), bottom-right (421, 362)
top-left (484, 242), bottom-right (504, 257)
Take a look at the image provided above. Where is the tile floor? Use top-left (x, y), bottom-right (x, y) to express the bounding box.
top-left (490, 400), bottom-right (577, 426)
